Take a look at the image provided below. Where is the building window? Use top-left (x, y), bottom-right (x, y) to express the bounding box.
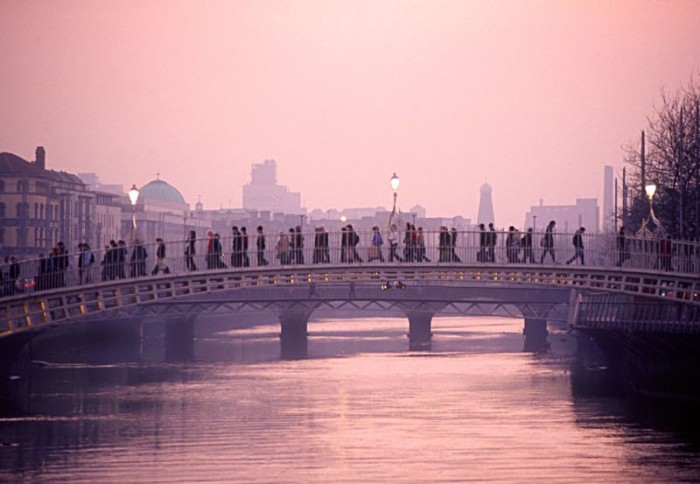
top-left (17, 181), bottom-right (27, 193)
top-left (0, 180), bottom-right (4, 192)
top-left (0, 202), bottom-right (5, 218)
top-left (16, 202), bottom-right (29, 218)
top-left (35, 182), bottom-right (48, 194)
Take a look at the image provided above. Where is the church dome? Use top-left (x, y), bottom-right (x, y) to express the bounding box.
top-left (138, 178), bottom-right (186, 204)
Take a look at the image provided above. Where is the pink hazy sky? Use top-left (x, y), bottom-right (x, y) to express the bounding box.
top-left (1, 0), bottom-right (699, 226)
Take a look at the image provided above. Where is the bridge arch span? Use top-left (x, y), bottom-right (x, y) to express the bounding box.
top-left (1, 263), bottom-right (698, 356)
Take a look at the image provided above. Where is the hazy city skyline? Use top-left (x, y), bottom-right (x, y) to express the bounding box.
top-left (2, 1), bottom-right (699, 226)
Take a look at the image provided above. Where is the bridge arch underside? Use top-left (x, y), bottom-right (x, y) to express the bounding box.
top-left (127, 284), bottom-right (573, 321)
top-left (140, 284), bottom-right (574, 353)
top-left (3, 284), bottom-right (572, 360)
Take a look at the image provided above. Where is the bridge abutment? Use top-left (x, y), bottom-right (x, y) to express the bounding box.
top-left (523, 318), bottom-right (549, 352)
top-left (407, 311), bottom-right (433, 351)
top-left (278, 310), bottom-right (312, 359)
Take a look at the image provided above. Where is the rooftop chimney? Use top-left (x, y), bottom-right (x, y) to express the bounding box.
top-left (35, 146), bottom-right (46, 170)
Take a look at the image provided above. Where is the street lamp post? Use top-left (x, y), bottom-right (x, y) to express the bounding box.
top-left (646, 182), bottom-right (657, 220)
top-left (637, 182), bottom-right (664, 237)
top-left (388, 173), bottom-right (400, 227)
top-left (128, 184), bottom-right (140, 242)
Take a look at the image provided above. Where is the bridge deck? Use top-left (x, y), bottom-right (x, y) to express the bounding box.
top-left (2, 262), bottom-right (698, 339)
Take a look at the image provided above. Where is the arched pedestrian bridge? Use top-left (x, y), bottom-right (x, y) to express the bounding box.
top-left (2, 260), bottom-right (699, 358)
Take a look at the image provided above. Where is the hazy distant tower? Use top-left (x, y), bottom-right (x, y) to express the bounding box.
top-left (603, 165), bottom-right (614, 232)
top-left (477, 182), bottom-right (495, 226)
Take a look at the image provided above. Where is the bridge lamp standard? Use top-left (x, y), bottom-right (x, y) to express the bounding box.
top-left (638, 182), bottom-right (664, 237)
top-left (645, 182), bottom-right (661, 226)
top-left (388, 173), bottom-right (400, 228)
top-left (128, 184), bottom-right (139, 242)
top-left (390, 173), bottom-right (400, 212)
top-left (645, 182), bottom-right (656, 203)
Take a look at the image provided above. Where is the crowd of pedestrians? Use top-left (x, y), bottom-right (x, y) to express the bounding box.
top-left (2, 219), bottom-right (695, 298)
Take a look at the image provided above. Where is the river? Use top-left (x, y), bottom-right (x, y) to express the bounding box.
top-left (1, 316), bottom-right (699, 482)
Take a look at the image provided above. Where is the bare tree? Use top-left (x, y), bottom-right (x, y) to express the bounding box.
top-left (623, 76), bottom-right (700, 239)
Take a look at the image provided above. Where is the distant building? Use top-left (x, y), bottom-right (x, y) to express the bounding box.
top-left (339, 207), bottom-right (388, 220)
top-left (242, 159), bottom-right (304, 215)
top-left (0, 147), bottom-right (95, 257)
top-left (477, 182), bottom-right (495, 226)
top-left (524, 198), bottom-right (599, 234)
top-left (129, 177), bottom-right (208, 242)
top-left (77, 173), bottom-right (123, 247)
top-left (93, 191), bottom-right (123, 249)
top-left (410, 204), bottom-right (426, 219)
top-left (78, 172), bottom-right (124, 196)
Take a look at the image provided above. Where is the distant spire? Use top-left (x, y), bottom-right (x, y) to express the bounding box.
top-left (156, 172), bottom-right (161, 180)
top-left (477, 182), bottom-right (495, 226)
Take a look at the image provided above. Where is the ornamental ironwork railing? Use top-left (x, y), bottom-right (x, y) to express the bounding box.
top-left (0, 228), bottom-right (698, 300)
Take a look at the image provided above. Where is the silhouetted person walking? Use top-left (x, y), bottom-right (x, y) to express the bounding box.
top-left (566, 227), bottom-right (585, 265)
top-left (256, 226), bottom-right (268, 266)
top-left (540, 221), bottom-right (556, 264)
top-left (185, 230), bottom-right (197, 271)
top-left (152, 238), bottom-right (170, 275)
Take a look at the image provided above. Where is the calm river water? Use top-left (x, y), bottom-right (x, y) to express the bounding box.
top-left (1, 316), bottom-right (699, 483)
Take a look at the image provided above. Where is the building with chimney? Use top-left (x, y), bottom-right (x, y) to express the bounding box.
top-left (0, 147), bottom-right (96, 257)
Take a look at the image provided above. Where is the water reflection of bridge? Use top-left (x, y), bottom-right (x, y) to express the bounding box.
top-left (2, 261), bottom-right (699, 360)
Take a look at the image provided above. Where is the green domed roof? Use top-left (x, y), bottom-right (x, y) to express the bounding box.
top-left (139, 179), bottom-right (185, 204)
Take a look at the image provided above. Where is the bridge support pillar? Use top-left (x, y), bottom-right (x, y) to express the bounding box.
top-left (407, 312), bottom-right (433, 351)
top-left (523, 318), bottom-right (549, 352)
top-left (165, 315), bottom-right (196, 362)
top-left (278, 310), bottom-right (311, 359)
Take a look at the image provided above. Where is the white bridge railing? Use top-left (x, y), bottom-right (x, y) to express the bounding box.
top-left (1, 229), bottom-right (699, 299)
